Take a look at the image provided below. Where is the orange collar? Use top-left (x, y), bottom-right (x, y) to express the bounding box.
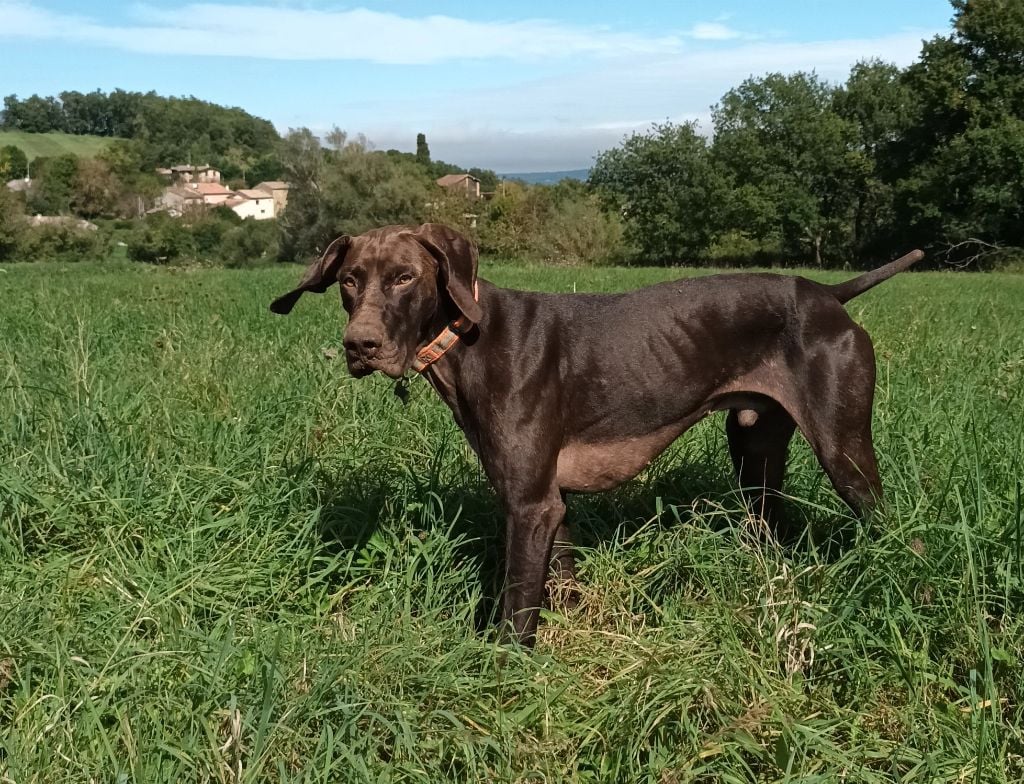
top-left (412, 282), bottom-right (479, 373)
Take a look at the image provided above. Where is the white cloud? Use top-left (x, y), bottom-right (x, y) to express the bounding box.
top-left (344, 31), bottom-right (937, 169)
top-left (689, 22), bottom-right (743, 41)
top-left (0, 1), bottom-right (940, 170)
top-left (0, 1), bottom-right (684, 63)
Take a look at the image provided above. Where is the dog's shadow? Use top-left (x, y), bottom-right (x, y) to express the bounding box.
top-left (310, 431), bottom-right (855, 631)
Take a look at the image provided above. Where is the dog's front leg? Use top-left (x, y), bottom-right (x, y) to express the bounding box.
top-left (498, 486), bottom-right (566, 647)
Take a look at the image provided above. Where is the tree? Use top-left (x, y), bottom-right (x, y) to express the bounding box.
top-left (1, 95), bottom-right (18, 129)
top-left (126, 213), bottom-right (190, 263)
top-left (246, 153), bottom-right (285, 186)
top-left (320, 137), bottom-right (432, 237)
top-left (476, 181), bottom-right (551, 258)
top-left (277, 128), bottom-right (328, 261)
top-left (954, 0), bottom-right (1024, 119)
top-left (416, 133), bottom-right (431, 166)
top-left (71, 158), bottom-right (124, 218)
top-left (468, 167), bottom-right (499, 192)
top-left (887, 0), bottom-right (1024, 260)
top-left (712, 72), bottom-right (867, 265)
top-left (834, 60), bottom-right (914, 256)
top-left (278, 127), bottom-right (436, 262)
top-left (28, 154), bottom-right (79, 215)
top-left (0, 145), bottom-right (28, 181)
top-left (590, 122), bottom-right (727, 262)
top-left (0, 186), bottom-right (26, 261)
top-left (98, 140), bottom-right (163, 216)
top-left (1, 94), bottom-right (64, 132)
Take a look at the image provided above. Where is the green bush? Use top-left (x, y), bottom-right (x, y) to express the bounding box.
top-left (475, 181), bottom-right (627, 264)
top-left (538, 192), bottom-right (627, 265)
top-left (126, 212), bottom-right (190, 263)
top-left (16, 222), bottom-right (107, 263)
top-left (1, 189), bottom-right (109, 263)
top-left (703, 230), bottom-right (787, 267)
top-left (0, 144), bottom-right (28, 181)
top-left (123, 209), bottom-right (280, 265)
top-left (183, 207), bottom-right (241, 257)
top-left (0, 187), bottom-right (26, 261)
top-left (220, 219), bottom-right (280, 267)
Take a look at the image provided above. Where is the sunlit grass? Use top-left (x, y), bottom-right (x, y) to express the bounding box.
top-left (1, 260), bottom-right (1022, 782)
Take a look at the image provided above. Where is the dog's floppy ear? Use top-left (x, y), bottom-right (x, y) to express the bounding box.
top-left (269, 235), bottom-right (351, 315)
top-left (410, 223), bottom-right (482, 325)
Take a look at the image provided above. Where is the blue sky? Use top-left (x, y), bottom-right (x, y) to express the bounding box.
top-left (0, 1), bottom-right (952, 171)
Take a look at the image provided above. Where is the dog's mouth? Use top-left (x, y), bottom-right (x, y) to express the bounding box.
top-left (345, 346), bottom-right (407, 379)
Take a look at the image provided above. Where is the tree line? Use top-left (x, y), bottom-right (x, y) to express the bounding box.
top-left (274, 128), bottom-right (616, 266)
top-left (2, 0), bottom-right (1021, 268)
top-left (590, 0), bottom-right (1024, 267)
top-left (2, 90), bottom-right (280, 179)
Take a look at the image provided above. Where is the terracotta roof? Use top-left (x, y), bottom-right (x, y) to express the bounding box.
top-left (192, 183), bottom-right (232, 195)
top-left (436, 173), bottom-right (479, 187)
top-left (254, 181), bottom-right (289, 191)
top-left (167, 186), bottom-right (202, 200)
top-left (236, 189), bottom-right (270, 199)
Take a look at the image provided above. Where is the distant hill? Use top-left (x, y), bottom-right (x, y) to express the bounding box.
top-left (0, 130), bottom-right (116, 160)
top-left (500, 168), bottom-right (590, 185)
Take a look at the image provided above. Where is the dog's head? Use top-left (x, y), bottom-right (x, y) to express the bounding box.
top-left (270, 223), bottom-right (481, 378)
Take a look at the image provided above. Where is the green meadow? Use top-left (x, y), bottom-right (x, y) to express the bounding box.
top-left (1, 261), bottom-right (1021, 782)
top-left (0, 130), bottom-right (115, 162)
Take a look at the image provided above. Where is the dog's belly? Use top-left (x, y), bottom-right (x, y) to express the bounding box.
top-left (556, 422), bottom-right (689, 493)
top-left (555, 392), bottom-right (777, 493)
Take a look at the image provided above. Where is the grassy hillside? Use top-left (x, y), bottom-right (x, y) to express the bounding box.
top-left (0, 261), bottom-right (1022, 781)
top-left (0, 129), bottom-right (116, 160)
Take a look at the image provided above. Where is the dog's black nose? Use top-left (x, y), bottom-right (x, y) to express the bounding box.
top-left (344, 329), bottom-right (383, 354)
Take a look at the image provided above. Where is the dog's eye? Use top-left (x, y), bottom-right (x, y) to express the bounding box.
top-left (395, 273), bottom-right (415, 286)
top-left (342, 277), bottom-right (357, 289)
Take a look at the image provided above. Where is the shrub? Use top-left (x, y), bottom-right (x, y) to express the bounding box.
top-left (126, 213), bottom-right (190, 263)
top-left (183, 207), bottom-right (241, 258)
top-left (476, 181), bottom-right (627, 265)
top-left (0, 187), bottom-right (27, 261)
top-left (220, 219), bottom-right (280, 267)
top-left (538, 192), bottom-right (627, 265)
top-left (16, 222), bottom-right (107, 263)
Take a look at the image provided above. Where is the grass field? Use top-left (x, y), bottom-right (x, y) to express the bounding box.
top-left (1, 260), bottom-right (1022, 782)
top-left (0, 130), bottom-right (116, 161)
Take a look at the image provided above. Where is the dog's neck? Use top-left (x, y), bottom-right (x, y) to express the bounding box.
top-left (417, 281), bottom-right (489, 437)
top-left (411, 282), bottom-right (479, 373)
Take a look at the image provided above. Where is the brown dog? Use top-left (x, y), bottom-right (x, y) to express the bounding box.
top-left (272, 223), bottom-right (923, 646)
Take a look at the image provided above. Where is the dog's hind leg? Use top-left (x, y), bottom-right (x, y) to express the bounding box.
top-left (726, 401), bottom-right (796, 533)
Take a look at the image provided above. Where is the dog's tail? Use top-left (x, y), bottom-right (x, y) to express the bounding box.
top-left (828, 249), bottom-right (925, 304)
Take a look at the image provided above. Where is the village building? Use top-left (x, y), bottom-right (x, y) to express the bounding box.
top-left (158, 186), bottom-right (204, 214)
top-left (157, 164), bottom-right (223, 184)
top-left (436, 173), bottom-right (482, 199)
top-left (253, 181), bottom-right (290, 213)
top-left (150, 166), bottom-right (290, 219)
top-left (188, 182), bottom-right (234, 206)
top-left (227, 189), bottom-right (276, 220)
